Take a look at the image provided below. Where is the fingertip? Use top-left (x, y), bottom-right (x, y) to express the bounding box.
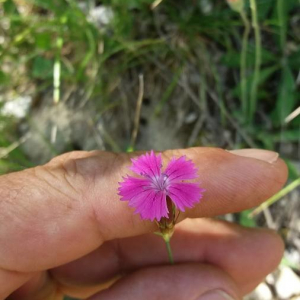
top-left (273, 157), bottom-right (288, 186)
top-left (229, 149), bottom-right (279, 164)
top-left (228, 149), bottom-right (288, 189)
top-left (87, 264), bottom-right (240, 300)
top-left (183, 148), bottom-right (288, 218)
top-left (234, 226), bottom-right (285, 294)
top-left (255, 227), bottom-right (285, 268)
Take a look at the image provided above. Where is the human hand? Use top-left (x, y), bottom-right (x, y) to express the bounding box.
top-left (0, 148), bottom-right (287, 300)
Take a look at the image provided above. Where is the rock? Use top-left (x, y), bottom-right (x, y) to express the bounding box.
top-left (245, 282), bottom-right (273, 300)
top-left (2, 95), bottom-right (32, 118)
top-left (275, 266), bottom-right (300, 299)
top-left (20, 102), bottom-right (104, 164)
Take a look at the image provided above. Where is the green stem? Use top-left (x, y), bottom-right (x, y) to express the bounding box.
top-left (54, 37), bottom-right (63, 104)
top-left (239, 10), bottom-right (251, 119)
top-left (250, 177), bottom-right (300, 217)
top-left (249, 0), bottom-right (262, 123)
top-left (277, 0), bottom-right (286, 53)
top-left (164, 237), bottom-right (174, 265)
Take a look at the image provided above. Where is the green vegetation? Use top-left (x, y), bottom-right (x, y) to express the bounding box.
top-left (1, 0), bottom-right (299, 206)
top-left (0, 0), bottom-right (299, 297)
top-left (0, 0), bottom-right (299, 213)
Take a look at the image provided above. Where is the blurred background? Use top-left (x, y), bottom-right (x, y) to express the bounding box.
top-left (0, 0), bottom-right (299, 299)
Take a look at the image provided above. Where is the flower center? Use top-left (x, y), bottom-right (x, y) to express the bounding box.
top-left (151, 173), bottom-right (169, 192)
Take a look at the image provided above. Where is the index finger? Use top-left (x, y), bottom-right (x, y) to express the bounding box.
top-left (0, 148), bottom-right (287, 275)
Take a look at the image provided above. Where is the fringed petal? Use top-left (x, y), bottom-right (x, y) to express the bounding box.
top-left (130, 150), bottom-right (162, 178)
top-left (164, 156), bottom-right (198, 182)
top-left (167, 182), bottom-right (204, 212)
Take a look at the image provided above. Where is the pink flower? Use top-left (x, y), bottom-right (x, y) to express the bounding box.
top-left (118, 151), bottom-right (204, 221)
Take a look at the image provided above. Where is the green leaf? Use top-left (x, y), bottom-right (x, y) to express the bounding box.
top-left (232, 65), bottom-right (278, 97)
top-left (0, 70), bottom-right (9, 85)
top-left (31, 56), bottom-right (53, 79)
top-left (257, 134), bottom-right (274, 150)
top-left (0, 160), bottom-right (22, 174)
top-left (110, 0), bottom-right (153, 9)
top-left (274, 66), bottom-right (296, 125)
top-left (271, 129), bottom-right (300, 142)
top-left (239, 209), bottom-right (256, 227)
top-left (221, 48), bottom-right (276, 68)
top-left (284, 159), bottom-right (300, 181)
top-left (3, 0), bottom-right (19, 14)
top-left (257, 0), bottom-right (273, 21)
top-left (155, 66), bottom-right (184, 115)
top-left (289, 50), bottom-right (300, 70)
top-left (256, 129), bottom-right (300, 144)
top-left (76, 28), bottom-right (96, 81)
top-left (30, 0), bottom-right (68, 15)
top-left (35, 33), bottom-right (52, 50)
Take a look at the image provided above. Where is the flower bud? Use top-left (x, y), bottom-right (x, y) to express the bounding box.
top-left (227, 0), bottom-right (244, 12)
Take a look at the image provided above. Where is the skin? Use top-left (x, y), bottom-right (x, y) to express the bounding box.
top-left (0, 147), bottom-right (288, 300)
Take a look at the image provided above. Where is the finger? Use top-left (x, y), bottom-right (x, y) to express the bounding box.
top-left (6, 272), bottom-right (63, 300)
top-left (0, 148), bottom-right (287, 275)
top-left (50, 218), bottom-right (283, 298)
top-left (87, 263), bottom-right (240, 300)
top-left (0, 269), bottom-right (33, 299)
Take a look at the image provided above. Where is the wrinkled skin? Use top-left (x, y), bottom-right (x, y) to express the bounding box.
top-left (0, 148), bottom-right (287, 300)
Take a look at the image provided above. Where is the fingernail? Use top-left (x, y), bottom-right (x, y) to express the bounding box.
top-left (229, 149), bottom-right (279, 164)
top-left (197, 289), bottom-right (236, 300)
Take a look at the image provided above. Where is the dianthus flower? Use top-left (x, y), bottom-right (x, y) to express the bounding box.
top-left (118, 151), bottom-right (204, 222)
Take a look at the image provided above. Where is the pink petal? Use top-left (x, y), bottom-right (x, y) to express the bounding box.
top-left (164, 156), bottom-right (198, 182)
top-left (167, 182), bottom-right (204, 212)
top-left (118, 176), bottom-right (168, 221)
top-left (130, 150), bottom-right (162, 178)
top-left (118, 176), bottom-right (152, 201)
top-left (131, 190), bottom-right (168, 221)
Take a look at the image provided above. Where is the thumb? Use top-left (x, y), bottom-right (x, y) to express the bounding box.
top-left (87, 263), bottom-right (240, 300)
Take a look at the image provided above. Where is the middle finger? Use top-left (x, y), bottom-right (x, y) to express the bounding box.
top-left (51, 218), bottom-right (283, 298)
